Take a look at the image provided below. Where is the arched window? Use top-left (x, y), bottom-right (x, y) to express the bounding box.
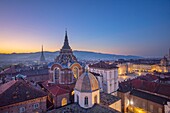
top-left (54, 68), bottom-right (60, 80)
top-left (73, 67), bottom-right (79, 79)
top-left (61, 98), bottom-right (67, 106)
top-left (84, 96), bottom-right (88, 106)
top-left (77, 95), bottom-right (79, 104)
top-left (94, 95), bottom-right (97, 104)
top-left (68, 71), bottom-right (72, 83)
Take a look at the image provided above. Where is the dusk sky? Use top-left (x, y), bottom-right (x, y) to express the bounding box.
top-left (0, 0), bottom-right (170, 57)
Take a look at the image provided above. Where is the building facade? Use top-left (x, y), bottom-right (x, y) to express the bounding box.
top-left (117, 76), bottom-right (170, 113)
top-left (89, 61), bottom-right (119, 94)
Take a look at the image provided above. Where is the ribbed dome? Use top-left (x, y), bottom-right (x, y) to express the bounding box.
top-left (75, 71), bottom-right (99, 92)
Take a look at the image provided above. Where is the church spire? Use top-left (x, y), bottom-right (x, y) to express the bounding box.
top-left (62, 29), bottom-right (71, 50)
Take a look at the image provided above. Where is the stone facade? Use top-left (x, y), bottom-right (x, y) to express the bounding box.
top-left (74, 90), bottom-right (100, 108)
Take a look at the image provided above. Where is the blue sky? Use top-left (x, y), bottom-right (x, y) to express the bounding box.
top-left (0, 0), bottom-right (170, 57)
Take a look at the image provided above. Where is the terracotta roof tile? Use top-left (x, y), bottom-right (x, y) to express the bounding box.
top-left (41, 81), bottom-right (72, 96)
top-left (0, 80), bottom-right (47, 107)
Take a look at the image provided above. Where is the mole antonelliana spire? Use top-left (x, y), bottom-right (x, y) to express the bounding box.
top-left (40, 45), bottom-right (46, 63)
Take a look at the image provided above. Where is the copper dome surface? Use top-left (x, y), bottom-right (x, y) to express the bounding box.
top-left (75, 71), bottom-right (99, 92)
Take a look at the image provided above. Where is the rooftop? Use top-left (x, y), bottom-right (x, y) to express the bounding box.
top-left (0, 80), bottom-right (47, 107)
top-left (19, 68), bottom-right (48, 76)
top-left (41, 81), bottom-right (75, 96)
top-left (89, 61), bottom-right (118, 69)
top-left (47, 103), bottom-right (121, 113)
top-left (131, 89), bottom-right (170, 105)
top-left (100, 92), bottom-right (121, 106)
top-left (118, 75), bottom-right (170, 97)
top-left (75, 71), bottom-right (99, 92)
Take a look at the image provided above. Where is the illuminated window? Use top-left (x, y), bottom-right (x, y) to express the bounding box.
top-left (94, 95), bottom-right (97, 104)
top-left (71, 91), bottom-right (74, 95)
top-left (84, 96), bottom-right (88, 106)
top-left (73, 67), bottom-right (79, 79)
top-left (61, 98), bottom-right (67, 106)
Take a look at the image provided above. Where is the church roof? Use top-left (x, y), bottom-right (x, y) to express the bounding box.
top-left (75, 68), bottom-right (99, 92)
top-left (55, 31), bottom-right (78, 66)
top-left (41, 81), bottom-right (75, 96)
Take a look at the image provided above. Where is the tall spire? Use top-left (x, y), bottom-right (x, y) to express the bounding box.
top-left (40, 45), bottom-right (45, 62)
top-left (62, 29), bottom-right (71, 50)
top-left (42, 45), bottom-right (44, 55)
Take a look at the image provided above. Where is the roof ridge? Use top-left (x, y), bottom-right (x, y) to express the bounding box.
top-left (0, 80), bottom-right (17, 94)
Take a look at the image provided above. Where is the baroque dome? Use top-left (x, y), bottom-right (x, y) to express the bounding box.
top-left (75, 67), bottom-right (99, 92)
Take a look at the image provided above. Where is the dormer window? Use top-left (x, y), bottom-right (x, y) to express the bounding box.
top-left (33, 103), bottom-right (39, 109)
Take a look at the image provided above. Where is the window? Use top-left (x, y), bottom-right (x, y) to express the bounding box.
top-left (158, 108), bottom-right (162, 113)
top-left (19, 107), bottom-right (25, 113)
top-left (94, 95), bottom-right (97, 104)
top-left (110, 71), bottom-right (112, 79)
top-left (33, 103), bottom-right (39, 109)
top-left (150, 105), bottom-right (153, 112)
top-left (61, 98), bottom-right (67, 106)
top-left (54, 68), bottom-right (60, 80)
top-left (84, 96), bottom-right (88, 106)
top-left (73, 67), bottom-right (79, 79)
top-left (71, 91), bottom-right (74, 95)
top-left (77, 95), bottom-right (79, 104)
top-left (142, 102), bottom-right (145, 108)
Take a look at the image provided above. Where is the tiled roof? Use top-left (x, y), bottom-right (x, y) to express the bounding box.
top-left (41, 81), bottom-right (74, 96)
top-left (0, 80), bottom-right (47, 107)
top-left (0, 80), bottom-right (16, 94)
top-left (89, 61), bottom-right (118, 69)
top-left (137, 74), bottom-right (158, 81)
top-left (0, 66), bottom-right (16, 75)
top-left (118, 75), bottom-right (170, 97)
top-left (47, 103), bottom-right (121, 113)
top-left (131, 89), bottom-right (170, 105)
top-left (100, 92), bottom-right (121, 106)
top-left (19, 69), bottom-right (48, 77)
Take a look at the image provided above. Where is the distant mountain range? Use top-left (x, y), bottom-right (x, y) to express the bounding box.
top-left (0, 51), bottom-right (142, 65)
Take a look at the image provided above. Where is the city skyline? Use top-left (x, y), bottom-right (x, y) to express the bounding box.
top-left (0, 0), bottom-right (170, 57)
